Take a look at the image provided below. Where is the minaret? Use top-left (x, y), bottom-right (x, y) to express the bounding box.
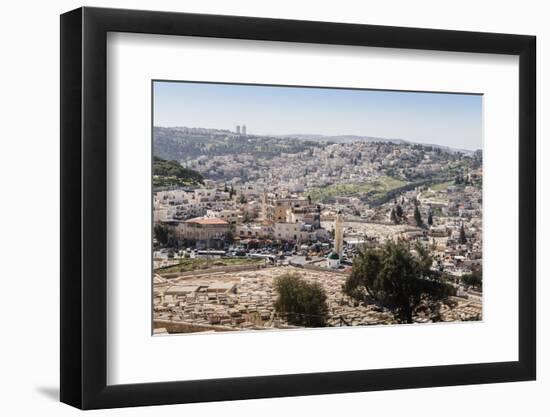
top-left (334, 211), bottom-right (344, 258)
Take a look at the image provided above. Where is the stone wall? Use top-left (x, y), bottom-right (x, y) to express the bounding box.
top-left (153, 319), bottom-right (243, 333)
top-left (304, 264), bottom-right (349, 275)
top-left (160, 263), bottom-right (271, 279)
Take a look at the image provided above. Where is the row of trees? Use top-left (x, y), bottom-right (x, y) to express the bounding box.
top-left (390, 202), bottom-right (433, 227)
top-left (273, 241), bottom-right (457, 327)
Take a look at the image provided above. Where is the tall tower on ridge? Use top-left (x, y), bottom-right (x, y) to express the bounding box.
top-left (242, 125), bottom-right (247, 136)
top-left (334, 211), bottom-right (344, 258)
top-left (236, 125), bottom-right (241, 135)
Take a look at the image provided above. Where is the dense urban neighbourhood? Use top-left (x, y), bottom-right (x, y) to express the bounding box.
top-left (153, 126), bottom-right (482, 334)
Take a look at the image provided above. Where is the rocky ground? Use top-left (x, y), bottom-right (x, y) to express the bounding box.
top-left (154, 266), bottom-right (482, 333)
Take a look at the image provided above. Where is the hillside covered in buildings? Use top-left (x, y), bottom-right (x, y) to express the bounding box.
top-left (152, 125), bottom-right (483, 334)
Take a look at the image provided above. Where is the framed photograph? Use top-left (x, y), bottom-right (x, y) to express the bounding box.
top-left (60, 6), bottom-right (536, 409)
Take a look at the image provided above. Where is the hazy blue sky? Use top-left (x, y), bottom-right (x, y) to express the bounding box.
top-left (153, 81), bottom-right (483, 151)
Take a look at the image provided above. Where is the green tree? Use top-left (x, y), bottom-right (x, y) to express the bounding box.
top-left (154, 224), bottom-right (169, 245)
top-left (414, 206), bottom-right (423, 227)
top-left (152, 156), bottom-right (203, 185)
top-left (390, 208), bottom-right (399, 224)
top-left (343, 241), bottom-right (455, 323)
top-left (461, 267), bottom-right (482, 290)
top-left (274, 273), bottom-right (329, 327)
top-left (459, 224), bottom-right (467, 244)
top-left (395, 204), bottom-right (403, 218)
top-left (224, 230), bottom-right (235, 245)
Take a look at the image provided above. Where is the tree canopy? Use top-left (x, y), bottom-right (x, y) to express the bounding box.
top-left (459, 224), bottom-right (467, 244)
top-left (390, 208), bottom-right (399, 224)
top-left (153, 223), bottom-right (179, 248)
top-left (414, 206), bottom-right (423, 227)
top-left (153, 156), bottom-right (204, 186)
top-left (343, 240), bottom-right (455, 323)
top-left (395, 204), bottom-right (403, 218)
top-left (153, 224), bottom-right (169, 245)
top-left (274, 273), bottom-right (329, 327)
top-left (461, 267), bottom-right (482, 290)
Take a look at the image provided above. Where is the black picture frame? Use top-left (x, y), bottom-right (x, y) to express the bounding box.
top-left (60, 6), bottom-right (536, 410)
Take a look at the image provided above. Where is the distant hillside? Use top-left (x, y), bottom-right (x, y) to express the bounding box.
top-left (153, 126), bottom-right (324, 162)
top-left (153, 156), bottom-right (203, 187)
top-left (153, 127), bottom-right (474, 164)
top-left (280, 133), bottom-right (408, 145)
top-left (279, 133), bottom-right (474, 154)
